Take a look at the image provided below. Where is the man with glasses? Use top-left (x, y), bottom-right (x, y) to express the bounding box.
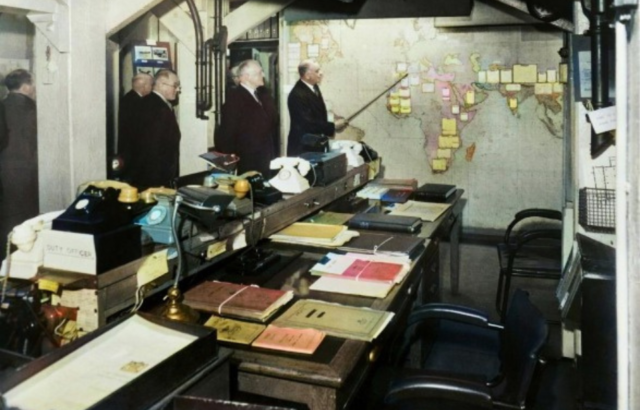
top-left (128, 69), bottom-right (182, 189)
top-left (217, 59), bottom-right (278, 176)
top-left (286, 60), bottom-right (346, 156)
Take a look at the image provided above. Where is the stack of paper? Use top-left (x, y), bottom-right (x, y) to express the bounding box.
top-left (273, 299), bottom-right (394, 342)
top-left (270, 222), bottom-right (359, 247)
top-left (389, 200), bottom-right (451, 222)
top-left (309, 252), bottom-right (410, 298)
top-left (183, 281), bottom-right (294, 322)
top-left (251, 325), bottom-right (326, 354)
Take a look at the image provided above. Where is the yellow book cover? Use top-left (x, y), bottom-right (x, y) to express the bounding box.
top-left (204, 315), bottom-right (266, 344)
top-left (272, 222), bottom-right (346, 241)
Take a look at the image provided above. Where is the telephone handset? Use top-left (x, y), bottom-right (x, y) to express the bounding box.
top-left (76, 180), bottom-right (139, 203)
top-left (10, 211), bottom-right (64, 252)
top-left (268, 157), bottom-right (312, 194)
top-left (329, 140), bottom-right (365, 167)
top-left (1, 210), bottom-right (65, 279)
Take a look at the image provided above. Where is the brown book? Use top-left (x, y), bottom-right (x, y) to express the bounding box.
top-left (184, 281), bottom-right (294, 322)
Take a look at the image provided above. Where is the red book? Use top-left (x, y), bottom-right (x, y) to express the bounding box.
top-left (342, 259), bottom-right (403, 283)
top-left (183, 281), bottom-right (294, 322)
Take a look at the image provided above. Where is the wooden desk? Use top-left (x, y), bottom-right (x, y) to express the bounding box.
top-left (220, 243), bottom-right (438, 410)
top-left (414, 190), bottom-right (466, 295)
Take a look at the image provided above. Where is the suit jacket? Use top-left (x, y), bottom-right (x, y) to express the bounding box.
top-left (217, 86), bottom-right (279, 176)
top-left (0, 93), bottom-right (39, 252)
top-left (128, 92), bottom-right (181, 189)
top-left (286, 80), bottom-right (335, 156)
top-left (117, 89), bottom-right (143, 169)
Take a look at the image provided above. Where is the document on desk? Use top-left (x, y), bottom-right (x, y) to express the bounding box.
top-left (310, 275), bottom-right (395, 298)
top-left (251, 325), bottom-right (326, 354)
top-left (270, 222), bottom-right (360, 248)
top-left (304, 211), bottom-right (355, 225)
top-left (310, 252), bottom-right (410, 284)
top-left (389, 200), bottom-right (451, 222)
top-left (4, 315), bottom-right (198, 410)
top-left (204, 315), bottom-right (266, 344)
top-left (273, 299), bottom-right (394, 341)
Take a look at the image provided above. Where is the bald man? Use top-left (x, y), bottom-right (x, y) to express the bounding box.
top-left (287, 60), bottom-right (346, 156)
top-left (128, 69), bottom-right (181, 189)
top-left (217, 59), bottom-right (279, 176)
top-left (118, 73), bottom-right (153, 177)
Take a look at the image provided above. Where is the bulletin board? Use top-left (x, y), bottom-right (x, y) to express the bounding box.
top-left (132, 41), bottom-right (173, 75)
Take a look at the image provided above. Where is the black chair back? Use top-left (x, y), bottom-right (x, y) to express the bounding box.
top-left (496, 289), bottom-right (548, 406)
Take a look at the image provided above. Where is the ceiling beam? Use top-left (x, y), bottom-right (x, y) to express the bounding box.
top-left (224, 0), bottom-right (294, 44)
top-left (0, 0), bottom-right (55, 14)
top-left (484, 0), bottom-right (574, 32)
top-left (106, 0), bottom-right (165, 36)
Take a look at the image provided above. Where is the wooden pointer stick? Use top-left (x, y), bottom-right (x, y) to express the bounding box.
top-left (344, 73), bottom-right (409, 124)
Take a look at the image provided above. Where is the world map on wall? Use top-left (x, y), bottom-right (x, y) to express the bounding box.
top-left (287, 19), bottom-right (564, 174)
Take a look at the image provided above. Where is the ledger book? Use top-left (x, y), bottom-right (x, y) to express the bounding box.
top-left (184, 281), bottom-right (294, 322)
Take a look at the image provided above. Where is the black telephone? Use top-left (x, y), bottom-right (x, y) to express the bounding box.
top-left (246, 173), bottom-right (282, 205)
top-left (52, 186), bottom-right (130, 234)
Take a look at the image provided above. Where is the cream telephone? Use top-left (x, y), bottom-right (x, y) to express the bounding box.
top-left (1, 210), bottom-right (64, 279)
top-left (269, 157), bottom-right (311, 194)
top-left (329, 140), bottom-right (365, 167)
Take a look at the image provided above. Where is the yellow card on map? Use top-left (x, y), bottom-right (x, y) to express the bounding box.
top-left (513, 64), bottom-right (537, 83)
top-left (442, 118), bottom-right (457, 135)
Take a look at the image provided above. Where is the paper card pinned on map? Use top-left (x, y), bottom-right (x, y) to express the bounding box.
top-left (460, 112), bottom-right (469, 121)
top-left (321, 38), bottom-right (330, 49)
top-left (547, 69), bottom-right (557, 83)
top-left (465, 90), bottom-right (475, 105)
top-left (409, 74), bottom-right (420, 86)
top-left (439, 135), bottom-right (460, 149)
top-left (505, 84), bottom-right (521, 92)
top-left (451, 105), bottom-right (460, 115)
top-left (508, 98), bottom-right (518, 109)
top-left (397, 62), bottom-right (408, 73)
top-left (400, 99), bottom-right (411, 114)
top-left (400, 78), bottom-right (409, 88)
top-left (513, 64), bottom-right (537, 83)
top-left (422, 82), bottom-right (435, 93)
top-left (441, 87), bottom-right (450, 100)
top-left (587, 106), bottom-right (617, 134)
top-left (437, 148), bottom-right (452, 158)
top-left (432, 158), bottom-right (448, 171)
top-left (500, 69), bottom-right (513, 83)
top-left (399, 88), bottom-right (411, 98)
top-left (442, 118), bottom-right (457, 135)
top-left (534, 83), bottom-right (553, 95)
top-left (553, 83), bottom-right (564, 93)
top-left (487, 70), bottom-right (500, 84)
top-left (559, 64), bottom-right (568, 83)
top-left (477, 71), bottom-right (487, 83)
top-left (537, 72), bottom-right (547, 83)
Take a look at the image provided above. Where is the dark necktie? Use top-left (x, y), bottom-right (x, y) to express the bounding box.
top-left (314, 85), bottom-right (321, 98)
top-left (254, 90), bottom-right (262, 105)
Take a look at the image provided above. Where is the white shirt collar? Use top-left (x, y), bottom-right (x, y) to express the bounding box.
top-left (240, 83), bottom-right (256, 94)
top-left (301, 79), bottom-right (316, 92)
top-left (153, 90), bottom-right (172, 109)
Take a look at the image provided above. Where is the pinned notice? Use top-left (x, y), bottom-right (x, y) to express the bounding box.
top-left (587, 106), bottom-right (617, 134)
top-left (442, 118), bottom-right (457, 135)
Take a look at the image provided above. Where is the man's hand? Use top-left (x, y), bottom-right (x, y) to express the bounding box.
top-left (335, 118), bottom-right (348, 132)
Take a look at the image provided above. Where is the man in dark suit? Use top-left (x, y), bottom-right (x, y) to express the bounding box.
top-left (128, 69), bottom-right (181, 189)
top-left (0, 69), bottom-right (39, 254)
top-left (118, 73), bottom-right (153, 177)
top-left (286, 60), bottom-right (346, 156)
top-left (217, 59), bottom-right (279, 176)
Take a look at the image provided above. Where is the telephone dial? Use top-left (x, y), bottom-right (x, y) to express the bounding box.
top-left (52, 185), bottom-right (131, 234)
top-left (269, 157), bottom-right (312, 194)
